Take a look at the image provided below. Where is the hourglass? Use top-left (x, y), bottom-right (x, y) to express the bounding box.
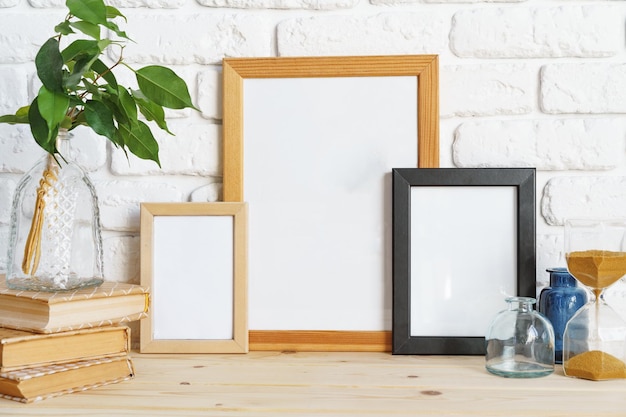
top-left (562, 219), bottom-right (626, 380)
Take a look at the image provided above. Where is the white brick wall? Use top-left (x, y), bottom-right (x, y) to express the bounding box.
top-left (1, 0), bottom-right (626, 295)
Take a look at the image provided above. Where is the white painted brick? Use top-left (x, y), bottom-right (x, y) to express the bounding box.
top-left (27, 0), bottom-right (63, 6)
top-left (198, 0), bottom-right (356, 9)
top-left (0, 179), bottom-right (15, 225)
top-left (0, 125), bottom-right (46, 173)
top-left (95, 180), bottom-right (182, 232)
top-left (450, 6), bottom-right (621, 58)
top-left (197, 69), bottom-right (222, 121)
top-left (0, 12), bottom-right (65, 63)
top-left (103, 234), bottom-right (140, 283)
top-left (29, 0), bottom-right (185, 6)
top-left (119, 13), bottom-right (272, 65)
top-left (537, 234), bottom-right (565, 286)
top-left (441, 64), bottom-right (534, 118)
top-left (110, 123), bottom-right (221, 176)
top-left (375, 0), bottom-right (523, 4)
top-left (542, 63), bottom-right (626, 114)
top-left (189, 183), bottom-right (222, 202)
top-left (453, 119), bottom-right (624, 170)
top-left (424, 0), bottom-right (524, 2)
top-left (541, 176), bottom-right (626, 226)
top-left (0, 67), bottom-right (28, 115)
top-left (277, 13), bottom-right (448, 56)
top-left (107, 0), bottom-right (185, 7)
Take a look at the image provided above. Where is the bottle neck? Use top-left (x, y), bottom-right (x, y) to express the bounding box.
top-left (54, 128), bottom-right (74, 164)
top-left (506, 296), bottom-right (536, 312)
top-left (549, 272), bottom-right (577, 287)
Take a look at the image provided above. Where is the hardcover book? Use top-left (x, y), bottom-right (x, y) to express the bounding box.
top-left (0, 356), bottom-right (135, 403)
top-left (0, 278), bottom-right (149, 333)
top-left (0, 325), bottom-right (131, 372)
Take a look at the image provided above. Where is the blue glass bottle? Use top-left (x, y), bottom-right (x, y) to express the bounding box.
top-left (538, 267), bottom-right (587, 364)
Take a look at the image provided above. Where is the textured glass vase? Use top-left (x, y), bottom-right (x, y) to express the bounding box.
top-left (6, 129), bottom-right (104, 291)
top-left (538, 267), bottom-right (587, 364)
top-left (485, 297), bottom-right (555, 378)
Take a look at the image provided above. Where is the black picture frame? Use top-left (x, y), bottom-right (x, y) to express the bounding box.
top-left (392, 168), bottom-right (536, 355)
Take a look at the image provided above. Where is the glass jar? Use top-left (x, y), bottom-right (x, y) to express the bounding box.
top-left (6, 129), bottom-right (104, 291)
top-left (485, 297), bottom-right (555, 378)
top-left (538, 267), bottom-right (587, 363)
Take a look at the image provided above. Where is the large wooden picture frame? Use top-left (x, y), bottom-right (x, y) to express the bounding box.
top-left (392, 168), bottom-right (536, 355)
top-left (140, 202), bottom-right (248, 353)
top-left (222, 55), bottom-right (439, 351)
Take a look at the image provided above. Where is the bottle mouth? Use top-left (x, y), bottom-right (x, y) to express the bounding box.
top-left (546, 267), bottom-right (568, 273)
top-left (505, 296), bottom-right (536, 304)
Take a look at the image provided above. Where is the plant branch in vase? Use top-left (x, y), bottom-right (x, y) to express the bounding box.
top-left (1, 0), bottom-right (198, 291)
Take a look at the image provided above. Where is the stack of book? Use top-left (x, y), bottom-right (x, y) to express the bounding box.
top-left (0, 277), bottom-right (149, 403)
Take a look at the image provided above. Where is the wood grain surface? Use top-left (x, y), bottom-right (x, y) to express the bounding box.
top-left (1, 352), bottom-right (624, 416)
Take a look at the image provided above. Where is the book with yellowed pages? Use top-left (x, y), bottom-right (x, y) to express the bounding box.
top-left (0, 325), bottom-right (131, 372)
top-left (0, 356), bottom-right (134, 403)
top-left (0, 278), bottom-right (149, 333)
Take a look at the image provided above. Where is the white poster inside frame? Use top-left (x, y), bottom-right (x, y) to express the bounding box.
top-left (244, 76), bottom-right (417, 331)
top-left (409, 186), bottom-right (517, 337)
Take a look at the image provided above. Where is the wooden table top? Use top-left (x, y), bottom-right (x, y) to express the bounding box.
top-left (1, 351), bottom-right (624, 416)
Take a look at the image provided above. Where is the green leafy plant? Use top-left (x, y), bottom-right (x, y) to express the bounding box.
top-left (0, 0), bottom-right (197, 167)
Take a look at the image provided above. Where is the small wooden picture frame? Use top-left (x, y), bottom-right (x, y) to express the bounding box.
top-left (140, 202), bottom-right (248, 353)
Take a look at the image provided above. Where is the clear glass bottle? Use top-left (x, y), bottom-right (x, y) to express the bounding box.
top-left (485, 297), bottom-right (555, 378)
top-left (6, 129), bottom-right (104, 291)
top-left (538, 267), bottom-right (587, 364)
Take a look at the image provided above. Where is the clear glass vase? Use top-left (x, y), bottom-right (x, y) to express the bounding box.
top-left (485, 297), bottom-right (555, 378)
top-left (6, 129), bottom-right (104, 291)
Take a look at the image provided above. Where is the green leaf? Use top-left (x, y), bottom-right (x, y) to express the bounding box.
top-left (65, 54), bottom-right (98, 90)
top-left (135, 66), bottom-right (197, 110)
top-left (66, 0), bottom-right (107, 25)
top-left (55, 21), bottom-right (74, 36)
top-left (118, 87), bottom-right (138, 125)
top-left (92, 59), bottom-right (118, 89)
top-left (104, 20), bottom-right (130, 40)
top-left (103, 95), bottom-right (129, 126)
top-left (70, 20), bottom-right (101, 39)
top-left (0, 114), bottom-right (26, 124)
top-left (0, 106), bottom-right (30, 124)
top-left (28, 98), bottom-right (57, 154)
top-left (119, 120), bottom-right (160, 166)
top-left (36, 38), bottom-right (64, 94)
top-left (37, 86), bottom-right (70, 135)
top-left (61, 39), bottom-right (100, 63)
top-left (84, 100), bottom-right (116, 141)
top-left (16, 105), bottom-right (29, 119)
top-left (132, 90), bottom-right (171, 134)
top-left (106, 5), bottom-right (126, 22)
